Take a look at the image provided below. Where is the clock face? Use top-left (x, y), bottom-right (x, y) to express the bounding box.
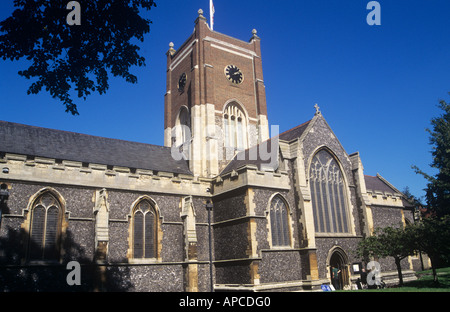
top-left (224, 65), bottom-right (244, 84)
top-left (178, 72), bottom-right (187, 91)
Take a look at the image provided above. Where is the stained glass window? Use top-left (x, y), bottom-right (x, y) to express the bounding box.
top-left (29, 193), bottom-right (62, 261)
top-left (270, 195), bottom-right (291, 247)
top-left (309, 150), bottom-right (350, 233)
top-left (133, 200), bottom-right (157, 259)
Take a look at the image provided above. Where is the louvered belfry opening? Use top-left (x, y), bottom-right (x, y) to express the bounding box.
top-left (29, 192), bottom-right (62, 261)
top-left (133, 200), bottom-right (157, 259)
top-left (223, 102), bottom-right (247, 150)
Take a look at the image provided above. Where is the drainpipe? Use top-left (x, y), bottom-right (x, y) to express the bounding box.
top-left (206, 200), bottom-right (214, 292)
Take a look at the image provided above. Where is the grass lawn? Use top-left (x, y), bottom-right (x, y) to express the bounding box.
top-left (357, 267), bottom-right (450, 292)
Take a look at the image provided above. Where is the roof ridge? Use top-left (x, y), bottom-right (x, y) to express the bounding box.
top-left (279, 119), bottom-right (311, 137)
top-left (376, 173), bottom-right (403, 195)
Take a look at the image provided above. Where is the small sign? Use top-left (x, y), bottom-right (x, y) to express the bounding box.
top-left (352, 262), bottom-right (362, 274)
top-left (321, 284), bottom-right (332, 292)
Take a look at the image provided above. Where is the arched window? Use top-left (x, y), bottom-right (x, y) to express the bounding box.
top-left (309, 149), bottom-right (350, 233)
top-left (223, 102), bottom-right (247, 150)
top-left (28, 192), bottom-right (62, 261)
top-left (132, 199), bottom-right (157, 259)
top-left (269, 195), bottom-right (291, 247)
top-left (174, 106), bottom-right (191, 147)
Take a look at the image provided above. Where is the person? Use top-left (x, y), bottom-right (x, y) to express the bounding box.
top-left (361, 268), bottom-right (367, 286)
top-left (356, 268), bottom-right (368, 289)
top-left (331, 266), bottom-right (341, 290)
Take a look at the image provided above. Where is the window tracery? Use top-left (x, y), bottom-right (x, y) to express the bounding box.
top-left (309, 150), bottom-right (350, 233)
top-left (269, 195), bottom-right (291, 247)
top-left (28, 192), bottom-right (62, 261)
top-left (223, 102), bottom-right (247, 150)
top-left (132, 199), bottom-right (157, 259)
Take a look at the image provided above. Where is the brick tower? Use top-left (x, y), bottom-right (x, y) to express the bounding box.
top-left (164, 9), bottom-right (269, 178)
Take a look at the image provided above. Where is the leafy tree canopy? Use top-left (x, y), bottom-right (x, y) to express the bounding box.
top-left (0, 0), bottom-right (157, 115)
top-left (412, 95), bottom-right (450, 217)
top-left (357, 225), bottom-right (416, 261)
top-left (357, 225), bottom-right (417, 286)
top-left (413, 94), bottom-right (450, 217)
top-left (410, 216), bottom-right (450, 282)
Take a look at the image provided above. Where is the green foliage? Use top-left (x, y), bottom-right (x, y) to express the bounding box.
top-left (0, 0), bottom-right (157, 115)
top-left (411, 216), bottom-right (450, 260)
top-left (357, 225), bottom-right (416, 261)
top-left (402, 186), bottom-right (424, 210)
top-left (357, 225), bottom-right (417, 286)
top-left (410, 216), bottom-right (450, 282)
top-left (413, 94), bottom-right (450, 217)
top-left (347, 267), bottom-right (450, 292)
top-left (358, 216), bottom-right (450, 284)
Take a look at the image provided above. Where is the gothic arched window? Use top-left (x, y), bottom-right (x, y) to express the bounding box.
top-left (28, 192), bottom-right (63, 261)
top-left (269, 195), bottom-right (291, 247)
top-left (132, 199), bottom-right (158, 259)
top-left (174, 106), bottom-right (191, 147)
top-left (223, 103), bottom-right (247, 150)
top-left (309, 149), bottom-right (350, 233)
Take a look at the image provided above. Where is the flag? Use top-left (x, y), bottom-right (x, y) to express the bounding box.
top-left (210, 0), bottom-right (215, 30)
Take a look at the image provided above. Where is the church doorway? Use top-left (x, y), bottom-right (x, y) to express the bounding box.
top-left (328, 247), bottom-right (350, 290)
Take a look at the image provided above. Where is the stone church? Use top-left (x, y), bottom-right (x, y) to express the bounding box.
top-left (0, 9), bottom-right (420, 292)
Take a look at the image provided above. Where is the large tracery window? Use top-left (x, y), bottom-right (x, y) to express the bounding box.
top-left (28, 192), bottom-right (63, 261)
top-left (132, 199), bottom-right (158, 259)
top-left (269, 195), bottom-right (291, 247)
top-left (223, 102), bottom-right (247, 150)
top-left (309, 149), bottom-right (350, 234)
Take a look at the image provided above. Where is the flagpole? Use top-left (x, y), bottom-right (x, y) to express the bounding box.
top-left (209, 0), bottom-right (215, 30)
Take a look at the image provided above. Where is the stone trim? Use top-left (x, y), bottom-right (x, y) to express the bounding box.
top-left (20, 187), bottom-right (69, 263)
top-left (1, 153), bottom-right (210, 197)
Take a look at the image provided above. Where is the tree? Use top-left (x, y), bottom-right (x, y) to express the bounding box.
top-left (402, 186), bottom-right (424, 210)
top-left (357, 225), bottom-right (416, 287)
top-left (358, 219), bottom-right (450, 286)
top-left (409, 216), bottom-right (450, 284)
top-left (0, 0), bottom-right (157, 115)
top-left (413, 94), bottom-right (450, 218)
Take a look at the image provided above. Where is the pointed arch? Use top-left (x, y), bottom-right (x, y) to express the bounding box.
top-left (308, 147), bottom-right (352, 234)
top-left (26, 188), bottom-right (66, 261)
top-left (174, 105), bottom-right (191, 147)
top-left (327, 246), bottom-right (349, 265)
top-left (129, 196), bottom-right (162, 261)
top-left (267, 193), bottom-right (292, 248)
top-left (223, 100), bottom-right (248, 150)
top-left (327, 246), bottom-right (350, 289)
top-left (26, 187), bottom-right (66, 211)
top-left (129, 195), bottom-right (161, 218)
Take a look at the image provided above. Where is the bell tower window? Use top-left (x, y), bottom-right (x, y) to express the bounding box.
top-left (223, 102), bottom-right (247, 150)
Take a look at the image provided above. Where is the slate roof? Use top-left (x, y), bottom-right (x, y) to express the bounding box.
top-left (279, 120), bottom-right (311, 141)
top-left (0, 120), bottom-right (192, 175)
top-left (221, 139), bottom-right (278, 174)
top-left (364, 174), bottom-right (400, 194)
top-left (365, 174), bottom-right (414, 209)
top-left (221, 120), bottom-right (312, 175)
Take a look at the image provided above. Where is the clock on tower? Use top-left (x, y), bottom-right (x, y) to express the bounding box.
top-left (164, 9), bottom-right (269, 177)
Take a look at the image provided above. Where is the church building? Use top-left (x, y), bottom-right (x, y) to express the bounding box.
top-left (0, 9), bottom-right (420, 291)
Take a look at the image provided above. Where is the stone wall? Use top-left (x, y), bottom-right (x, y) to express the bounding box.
top-left (0, 179), bottom-right (212, 291)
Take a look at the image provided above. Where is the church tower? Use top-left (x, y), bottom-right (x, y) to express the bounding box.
top-left (164, 9), bottom-right (270, 178)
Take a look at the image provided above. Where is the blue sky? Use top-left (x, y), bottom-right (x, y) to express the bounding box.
top-left (1, 0), bottom-right (449, 200)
